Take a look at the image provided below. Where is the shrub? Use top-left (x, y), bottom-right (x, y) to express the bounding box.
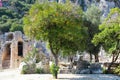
top-left (35, 68), bottom-right (44, 74)
top-left (102, 67), bottom-right (107, 74)
top-left (21, 65), bottom-right (29, 74)
top-left (50, 63), bottom-right (59, 79)
top-left (21, 63), bottom-right (36, 74)
top-left (114, 65), bottom-right (120, 75)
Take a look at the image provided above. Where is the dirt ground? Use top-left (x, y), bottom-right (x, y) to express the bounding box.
top-left (0, 69), bottom-right (119, 80)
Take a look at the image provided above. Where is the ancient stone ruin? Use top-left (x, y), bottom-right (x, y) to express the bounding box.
top-left (0, 31), bottom-right (32, 69)
top-left (0, 31), bottom-right (49, 69)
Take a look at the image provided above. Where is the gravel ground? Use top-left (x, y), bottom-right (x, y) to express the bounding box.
top-left (0, 69), bottom-right (119, 80)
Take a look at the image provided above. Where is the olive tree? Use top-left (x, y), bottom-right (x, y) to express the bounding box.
top-left (83, 4), bottom-right (101, 62)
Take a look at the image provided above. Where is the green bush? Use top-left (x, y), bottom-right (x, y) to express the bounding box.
top-left (50, 63), bottom-right (59, 79)
top-left (114, 65), bottom-right (120, 75)
top-left (21, 63), bottom-right (36, 74)
top-left (21, 63), bottom-right (45, 74)
top-left (35, 68), bottom-right (44, 74)
top-left (102, 67), bottom-right (107, 74)
top-left (21, 65), bottom-right (29, 74)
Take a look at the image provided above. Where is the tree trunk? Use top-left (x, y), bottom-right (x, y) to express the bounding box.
top-left (107, 41), bottom-right (120, 73)
top-left (90, 53), bottom-right (92, 62)
top-left (107, 52), bottom-right (119, 73)
top-left (107, 62), bottom-right (114, 73)
top-left (94, 54), bottom-right (99, 62)
top-left (54, 54), bottom-right (58, 79)
top-left (69, 56), bottom-right (73, 63)
top-left (49, 40), bottom-right (59, 79)
top-left (54, 54), bottom-right (58, 66)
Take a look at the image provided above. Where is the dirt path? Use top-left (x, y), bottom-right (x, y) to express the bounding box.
top-left (0, 69), bottom-right (119, 80)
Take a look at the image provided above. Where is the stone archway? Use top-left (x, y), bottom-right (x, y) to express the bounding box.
top-left (2, 43), bottom-right (11, 69)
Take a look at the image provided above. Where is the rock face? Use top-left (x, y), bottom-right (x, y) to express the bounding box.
top-left (99, 0), bottom-right (115, 18)
top-left (78, 0), bottom-right (118, 18)
top-left (60, 0), bottom-right (120, 18)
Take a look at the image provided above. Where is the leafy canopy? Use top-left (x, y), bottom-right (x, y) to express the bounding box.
top-left (24, 2), bottom-right (88, 55)
top-left (92, 8), bottom-right (120, 53)
top-left (83, 4), bottom-right (101, 55)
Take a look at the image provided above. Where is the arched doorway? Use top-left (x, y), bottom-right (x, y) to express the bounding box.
top-left (2, 43), bottom-right (11, 69)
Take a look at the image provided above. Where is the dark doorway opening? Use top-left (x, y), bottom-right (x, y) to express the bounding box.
top-left (2, 43), bottom-right (11, 69)
top-left (18, 42), bottom-right (23, 57)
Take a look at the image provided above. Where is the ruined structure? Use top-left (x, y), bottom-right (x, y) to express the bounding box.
top-left (0, 31), bottom-right (34, 69)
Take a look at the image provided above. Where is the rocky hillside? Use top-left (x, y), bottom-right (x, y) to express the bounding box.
top-left (56, 0), bottom-right (120, 18)
top-left (73, 0), bottom-right (120, 18)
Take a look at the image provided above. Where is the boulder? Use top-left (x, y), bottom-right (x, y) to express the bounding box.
top-left (76, 69), bottom-right (91, 74)
top-left (76, 60), bottom-right (90, 70)
top-left (75, 56), bottom-right (90, 74)
top-left (75, 56), bottom-right (103, 74)
top-left (80, 69), bottom-right (91, 74)
top-left (90, 63), bottom-right (103, 74)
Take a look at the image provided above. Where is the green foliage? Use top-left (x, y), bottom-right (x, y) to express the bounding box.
top-left (50, 63), bottom-right (59, 78)
top-left (21, 65), bottom-right (29, 74)
top-left (114, 65), bottom-right (120, 75)
top-left (9, 0), bottom-right (33, 16)
top-left (21, 48), bottom-right (46, 74)
top-left (102, 66), bottom-right (107, 74)
top-left (23, 48), bottom-right (38, 63)
top-left (0, 8), bottom-right (16, 33)
top-left (21, 63), bottom-right (36, 74)
top-left (92, 8), bottom-right (120, 54)
top-left (35, 68), bottom-right (44, 74)
top-left (24, 1), bottom-right (88, 59)
top-left (22, 47), bottom-right (47, 74)
top-left (83, 4), bottom-right (102, 57)
top-left (0, 0), bottom-right (36, 33)
top-left (10, 20), bottom-right (23, 33)
top-left (84, 4), bottom-right (101, 25)
top-left (36, 53), bottom-right (45, 63)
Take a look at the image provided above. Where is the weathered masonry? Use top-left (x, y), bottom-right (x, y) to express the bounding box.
top-left (0, 31), bottom-right (31, 69)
